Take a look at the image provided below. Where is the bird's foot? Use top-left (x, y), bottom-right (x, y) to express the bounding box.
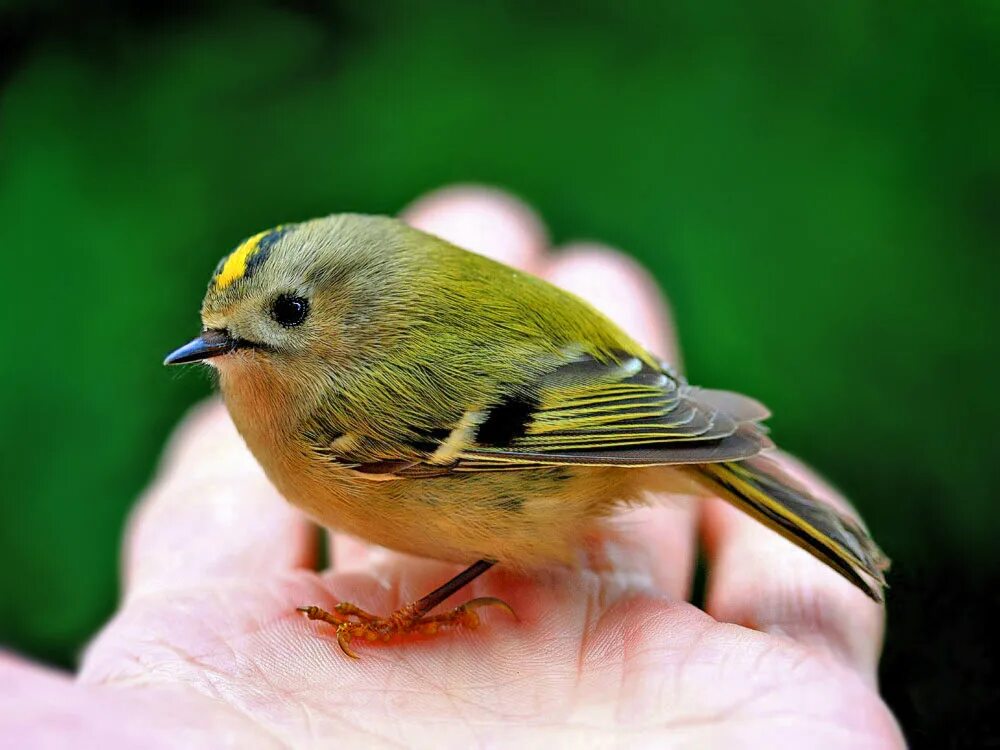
top-left (297, 597), bottom-right (516, 659)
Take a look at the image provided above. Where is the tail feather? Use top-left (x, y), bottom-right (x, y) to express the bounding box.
top-left (693, 455), bottom-right (889, 602)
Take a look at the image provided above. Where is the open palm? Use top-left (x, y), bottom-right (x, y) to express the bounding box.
top-left (2, 188), bottom-right (903, 748)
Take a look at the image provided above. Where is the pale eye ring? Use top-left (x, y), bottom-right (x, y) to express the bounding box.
top-left (270, 294), bottom-right (309, 327)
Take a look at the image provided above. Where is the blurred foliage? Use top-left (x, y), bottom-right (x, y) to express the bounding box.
top-left (0, 1), bottom-right (997, 744)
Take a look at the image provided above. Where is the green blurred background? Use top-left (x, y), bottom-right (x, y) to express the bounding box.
top-left (1, 1), bottom-right (997, 745)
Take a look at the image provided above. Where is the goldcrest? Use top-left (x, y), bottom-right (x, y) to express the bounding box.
top-left (166, 214), bottom-right (888, 657)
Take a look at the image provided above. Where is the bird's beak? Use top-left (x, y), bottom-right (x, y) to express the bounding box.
top-left (164, 329), bottom-right (240, 365)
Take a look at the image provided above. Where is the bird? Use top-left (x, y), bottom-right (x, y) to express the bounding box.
top-left (165, 213), bottom-right (889, 658)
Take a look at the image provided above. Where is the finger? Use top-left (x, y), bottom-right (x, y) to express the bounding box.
top-left (0, 652), bottom-right (263, 746)
top-left (327, 534), bottom-right (373, 571)
top-left (401, 184), bottom-right (548, 272)
top-left (0, 654), bottom-right (105, 746)
top-left (124, 399), bottom-right (315, 598)
top-left (701, 451), bottom-right (885, 681)
top-left (544, 243), bottom-right (680, 365)
top-left (545, 246), bottom-right (696, 599)
top-left (328, 186), bottom-right (551, 571)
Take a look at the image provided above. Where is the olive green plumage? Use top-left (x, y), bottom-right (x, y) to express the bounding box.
top-left (170, 213), bottom-right (888, 601)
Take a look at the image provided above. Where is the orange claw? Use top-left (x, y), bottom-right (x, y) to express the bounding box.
top-left (297, 596), bottom-right (518, 659)
top-left (338, 626), bottom-right (359, 659)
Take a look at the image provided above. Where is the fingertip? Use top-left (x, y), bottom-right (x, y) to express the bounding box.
top-left (701, 497), bottom-right (886, 681)
top-left (328, 532), bottom-right (372, 571)
top-left (604, 502), bottom-right (698, 600)
top-left (124, 398), bottom-right (315, 596)
top-left (545, 244), bottom-right (680, 365)
top-left (401, 184), bottom-right (548, 272)
top-left (156, 398), bottom-right (256, 480)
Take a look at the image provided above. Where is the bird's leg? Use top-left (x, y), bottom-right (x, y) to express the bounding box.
top-left (297, 559), bottom-right (517, 658)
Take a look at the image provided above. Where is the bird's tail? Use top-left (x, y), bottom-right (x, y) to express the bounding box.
top-left (692, 455), bottom-right (890, 602)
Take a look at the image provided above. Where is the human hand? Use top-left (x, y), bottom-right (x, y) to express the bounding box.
top-left (1, 187), bottom-right (904, 748)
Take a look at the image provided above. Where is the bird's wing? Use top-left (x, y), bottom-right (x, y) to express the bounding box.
top-left (455, 353), bottom-right (771, 467)
top-left (333, 353), bottom-right (772, 479)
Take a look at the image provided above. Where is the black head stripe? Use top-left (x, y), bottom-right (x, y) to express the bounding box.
top-left (244, 224), bottom-right (297, 279)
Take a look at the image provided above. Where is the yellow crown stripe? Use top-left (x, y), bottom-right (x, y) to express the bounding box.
top-left (214, 230), bottom-right (269, 291)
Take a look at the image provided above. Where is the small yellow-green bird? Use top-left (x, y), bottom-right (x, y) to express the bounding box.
top-left (165, 214), bottom-right (888, 658)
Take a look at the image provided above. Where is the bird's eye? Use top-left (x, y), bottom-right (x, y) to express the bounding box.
top-left (271, 294), bottom-right (309, 327)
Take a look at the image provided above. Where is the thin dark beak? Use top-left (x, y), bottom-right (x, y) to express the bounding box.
top-left (164, 329), bottom-right (241, 365)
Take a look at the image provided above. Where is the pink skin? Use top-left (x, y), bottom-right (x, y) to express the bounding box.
top-left (0, 188), bottom-right (904, 748)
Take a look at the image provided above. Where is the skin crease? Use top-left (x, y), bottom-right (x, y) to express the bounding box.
top-left (0, 188), bottom-right (904, 748)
